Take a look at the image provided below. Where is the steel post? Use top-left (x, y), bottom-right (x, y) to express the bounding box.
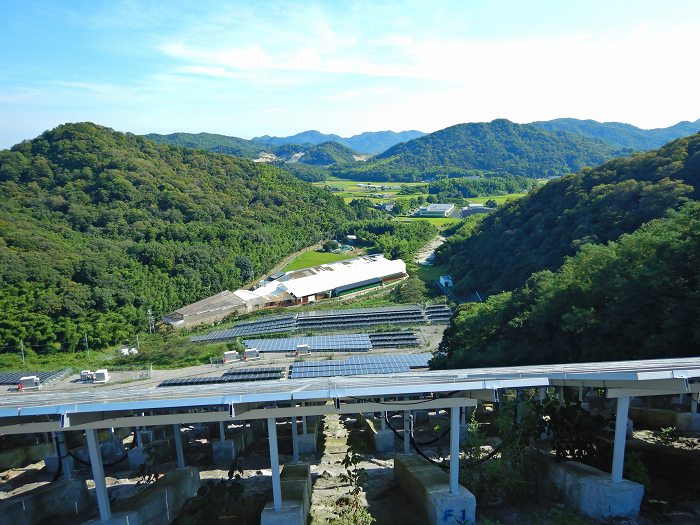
top-left (86, 428), bottom-right (112, 521)
top-left (267, 417), bottom-right (282, 511)
top-left (291, 416), bottom-right (299, 463)
top-left (450, 406), bottom-right (460, 494)
top-left (611, 396), bottom-right (630, 483)
top-left (173, 424), bottom-right (185, 468)
top-left (403, 411), bottom-right (411, 454)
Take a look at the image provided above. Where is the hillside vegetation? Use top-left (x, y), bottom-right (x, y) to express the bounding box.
top-left (0, 123), bottom-right (356, 352)
top-left (433, 201), bottom-right (700, 369)
top-left (332, 119), bottom-right (619, 182)
top-left (437, 133), bottom-right (700, 295)
top-left (532, 117), bottom-right (700, 151)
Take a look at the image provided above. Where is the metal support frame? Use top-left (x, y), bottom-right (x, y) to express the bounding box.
top-left (135, 427), bottom-right (143, 448)
top-left (173, 424), bottom-right (185, 468)
top-left (219, 421), bottom-right (226, 442)
top-left (55, 431), bottom-right (72, 480)
top-left (86, 428), bottom-right (112, 522)
top-left (611, 396), bottom-right (630, 483)
top-left (301, 401), bottom-right (307, 434)
top-left (291, 415), bottom-right (299, 463)
top-left (449, 406), bottom-right (460, 494)
top-left (267, 417), bottom-right (282, 511)
top-left (403, 411), bottom-right (411, 455)
top-left (692, 393), bottom-right (698, 414)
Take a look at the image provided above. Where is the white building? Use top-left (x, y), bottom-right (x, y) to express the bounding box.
top-left (418, 203), bottom-right (455, 217)
top-left (164, 255), bottom-right (408, 327)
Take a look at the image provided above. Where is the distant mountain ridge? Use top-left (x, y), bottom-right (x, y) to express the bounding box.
top-left (531, 118), bottom-right (700, 151)
top-left (331, 119), bottom-right (620, 182)
top-left (253, 130), bottom-right (425, 154)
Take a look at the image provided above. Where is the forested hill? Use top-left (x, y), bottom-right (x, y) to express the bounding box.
top-left (144, 132), bottom-right (266, 158)
top-left (532, 117), bottom-right (700, 151)
top-left (331, 119), bottom-right (619, 182)
top-left (436, 132), bottom-right (700, 296)
top-left (0, 123), bottom-right (355, 351)
top-left (432, 201), bottom-right (700, 369)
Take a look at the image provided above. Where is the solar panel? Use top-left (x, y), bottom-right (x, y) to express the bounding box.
top-left (243, 334), bottom-right (372, 353)
top-left (190, 304), bottom-right (452, 343)
top-left (0, 370), bottom-right (67, 385)
top-left (158, 369), bottom-right (285, 387)
top-left (288, 353), bottom-right (431, 379)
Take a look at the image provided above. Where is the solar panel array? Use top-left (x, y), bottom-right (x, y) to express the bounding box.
top-left (242, 334), bottom-right (372, 353)
top-left (288, 353), bottom-right (431, 379)
top-left (0, 370), bottom-right (67, 385)
top-left (368, 332), bottom-right (420, 348)
top-left (190, 304), bottom-right (453, 343)
top-left (158, 366), bottom-right (285, 387)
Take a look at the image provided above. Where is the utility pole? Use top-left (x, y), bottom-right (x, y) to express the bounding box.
top-left (20, 340), bottom-right (25, 367)
top-left (136, 334), bottom-right (140, 349)
top-left (147, 308), bottom-right (155, 334)
top-left (84, 332), bottom-right (90, 358)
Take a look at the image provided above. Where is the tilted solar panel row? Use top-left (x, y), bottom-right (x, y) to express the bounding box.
top-left (222, 366), bottom-right (286, 376)
top-left (0, 370), bottom-right (67, 385)
top-left (158, 371), bottom-right (284, 387)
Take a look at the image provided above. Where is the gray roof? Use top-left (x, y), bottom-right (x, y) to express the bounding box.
top-left (172, 290), bottom-right (245, 317)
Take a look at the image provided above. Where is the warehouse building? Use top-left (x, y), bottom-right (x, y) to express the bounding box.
top-left (417, 203), bottom-right (455, 217)
top-left (164, 255), bottom-right (407, 327)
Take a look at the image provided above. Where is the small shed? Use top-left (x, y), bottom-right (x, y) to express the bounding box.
top-left (439, 275), bottom-right (454, 288)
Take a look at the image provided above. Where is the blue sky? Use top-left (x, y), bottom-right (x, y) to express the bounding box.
top-left (1, 0), bottom-right (699, 148)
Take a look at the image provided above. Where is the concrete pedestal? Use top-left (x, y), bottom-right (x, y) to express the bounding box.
top-left (83, 467), bottom-right (200, 525)
top-left (543, 454), bottom-right (644, 520)
top-left (394, 454), bottom-right (476, 525)
top-left (0, 479), bottom-right (90, 524)
top-left (0, 442), bottom-right (54, 470)
top-left (212, 439), bottom-right (236, 464)
top-left (364, 417), bottom-right (394, 453)
top-left (128, 447), bottom-right (148, 469)
top-left (44, 453), bottom-right (74, 475)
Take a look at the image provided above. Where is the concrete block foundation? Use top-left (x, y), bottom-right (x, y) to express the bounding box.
top-left (44, 453), bottom-right (74, 475)
top-left (364, 417), bottom-right (394, 453)
top-left (0, 479), bottom-right (90, 525)
top-left (212, 439), bottom-right (236, 464)
top-left (629, 407), bottom-right (700, 433)
top-left (542, 453), bottom-right (644, 520)
top-left (83, 467), bottom-right (200, 525)
top-left (0, 442), bottom-right (54, 470)
top-left (127, 439), bottom-right (174, 469)
top-left (394, 454), bottom-right (476, 525)
top-left (261, 463), bottom-right (311, 525)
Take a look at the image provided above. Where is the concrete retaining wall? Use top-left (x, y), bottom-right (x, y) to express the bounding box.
top-left (394, 454), bottom-right (476, 525)
top-left (629, 407), bottom-right (700, 432)
top-left (540, 452), bottom-right (644, 520)
top-left (83, 467), bottom-right (200, 525)
top-left (0, 479), bottom-right (90, 525)
top-left (260, 463), bottom-right (311, 525)
top-left (0, 442), bottom-right (54, 470)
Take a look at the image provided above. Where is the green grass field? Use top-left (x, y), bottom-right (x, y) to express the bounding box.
top-left (283, 250), bottom-right (360, 271)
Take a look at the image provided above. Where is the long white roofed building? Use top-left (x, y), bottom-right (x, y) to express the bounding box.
top-left (164, 255), bottom-right (407, 327)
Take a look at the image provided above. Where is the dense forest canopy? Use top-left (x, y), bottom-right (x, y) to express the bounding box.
top-left (437, 132), bottom-right (700, 296)
top-left (331, 119), bottom-right (620, 182)
top-left (0, 123), bottom-right (358, 352)
top-left (433, 202), bottom-right (700, 369)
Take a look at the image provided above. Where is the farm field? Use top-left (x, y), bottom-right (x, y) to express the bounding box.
top-left (282, 249), bottom-right (362, 271)
top-left (315, 176), bottom-right (529, 206)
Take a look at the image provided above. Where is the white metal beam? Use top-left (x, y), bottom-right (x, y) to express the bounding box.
top-left (86, 428), bottom-right (111, 522)
top-left (268, 418), bottom-right (282, 512)
top-left (450, 406), bottom-right (460, 494)
top-left (611, 397), bottom-right (630, 483)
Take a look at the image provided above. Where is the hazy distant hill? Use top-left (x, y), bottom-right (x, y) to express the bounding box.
top-left (531, 118), bottom-right (700, 151)
top-left (333, 119), bottom-right (619, 182)
top-left (253, 130), bottom-right (425, 154)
